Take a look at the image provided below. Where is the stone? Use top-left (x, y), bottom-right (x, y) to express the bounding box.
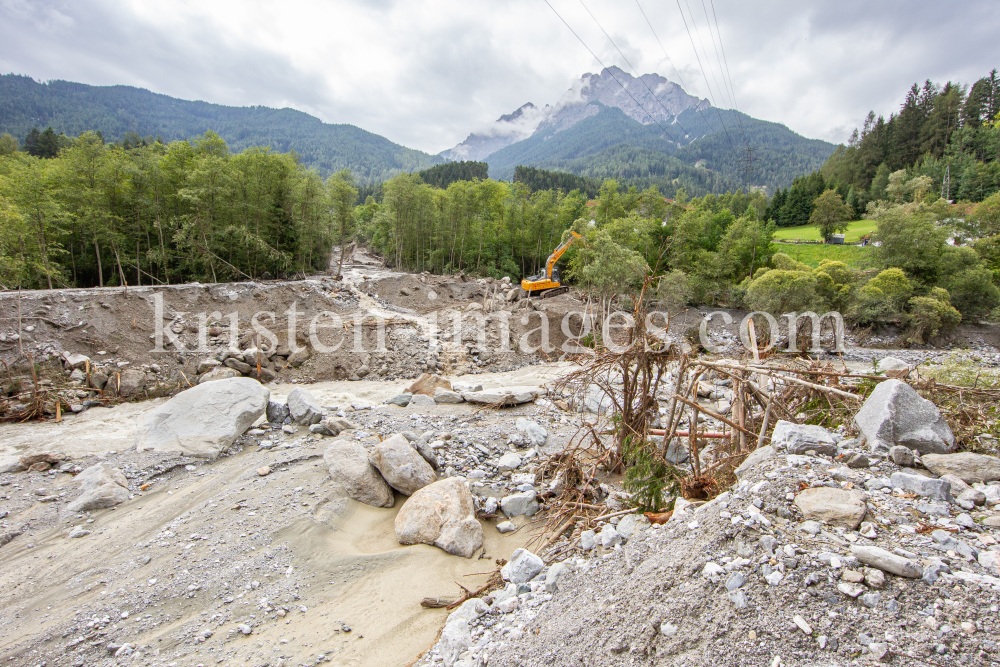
top-left (497, 452), bottom-right (522, 472)
top-left (462, 386), bottom-right (543, 406)
top-left (439, 600), bottom-right (486, 667)
top-left (256, 466), bottom-right (270, 476)
top-left (62, 352), bottom-right (91, 370)
top-left (369, 434), bottom-right (437, 496)
top-left (286, 346), bottom-right (311, 368)
top-left (793, 615), bottom-right (812, 635)
top-left (515, 418), bottom-right (547, 447)
top-left (728, 589), bottom-right (748, 609)
top-left (580, 530), bottom-right (596, 550)
top-left (890, 471), bottom-right (951, 502)
top-left (837, 582), bottom-right (864, 597)
top-left (959, 487), bottom-right (986, 506)
top-left (287, 387), bottom-right (323, 425)
top-left (309, 423), bottom-right (335, 436)
top-left (413, 440), bottom-right (440, 470)
top-left (864, 568), bottom-right (886, 589)
top-left (726, 573), bottom-right (746, 591)
top-left (89, 371), bottom-right (108, 389)
top-left (114, 369), bottom-right (147, 397)
top-left (500, 490), bottom-right (539, 517)
top-left (433, 388), bottom-right (464, 404)
top-left (67, 526), bottom-right (91, 538)
top-left (408, 394), bottom-right (436, 408)
top-left (224, 357), bottom-right (252, 374)
top-left (579, 385), bottom-right (614, 414)
top-left (0, 457), bottom-right (25, 474)
top-left (888, 445), bottom-right (915, 467)
top-left (406, 373), bottom-right (452, 396)
top-left (851, 545), bottom-right (923, 578)
top-left (877, 356), bottom-right (909, 375)
top-left (496, 521), bottom-right (515, 534)
top-left (135, 377), bottom-right (269, 458)
top-left (793, 487), bottom-right (867, 529)
top-left (600, 524), bottom-right (622, 548)
top-left (265, 400), bottom-right (289, 423)
top-left (324, 440), bottom-right (394, 507)
top-left (66, 463), bottom-right (130, 512)
top-left (386, 393), bottom-right (412, 407)
top-left (616, 514), bottom-right (641, 539)
top-left (978, 551), bottom-right (1000, 576)
top-left (198, 367), bottom-right (240, 384)
top-left (922, 452), bottom-right (1000, 485)
top-left (734, 445), bottom-right (775, 480)
top-left (869, 642), bottom-right (891, 662)
top-left (845, 452), bottom-right (871, 469)
top-left (395, 478), bottom-right (482, 558)
top-left (771, 421), bottom-right (838, 456)
top-left (854, 379), bottom-right (955, 454)
top-left (452, 381), bottom-right (483, 393)
top-left (500, 548), bottom-right (544, 583)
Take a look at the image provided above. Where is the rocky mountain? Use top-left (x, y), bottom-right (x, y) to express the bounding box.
top-left (441, 67), bottom-right (709, 162)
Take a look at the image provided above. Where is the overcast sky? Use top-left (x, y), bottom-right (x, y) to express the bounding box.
top-left (2, 0), bottom-right (998, 154)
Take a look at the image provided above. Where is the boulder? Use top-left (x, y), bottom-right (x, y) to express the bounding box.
top-left (462, 386), bottom-right (543, 406)
top-left (197, 358), bottom-right (221, 374)
top-left (771, 421), bottom-right (838, 456)
top-left (66, 463), bottom-right (130, 512)
top-left (265, 400), bottom-right (289, 424)
top-left (286, 346), bottom-right (311, 368)
top-left (414, 440), bottom-right (440, 470)
top-left (287, 387), bottom-right (323, 425)
top-left (500, 548), bottom-right (544, 583)
top-left (515, 418), bottom-right (547, 447)
top-left (224, 357), bottom-right (252, 374)
top-left (921, 453), bottom-right (1000, 485)
top-left (135, 377), bottom-right (269, 458)
top-left (394, 477), bottom-right (483, 558)
top-left (408, 394), bottom-right (436, 408)
top-left (0, 457), bottom-right (26, 474)
top-left (890, 471), bottom-right (951, 502)
top-left (497, 452), bottom-right (522, 472)
top-left (113, 369), bottom-right (147, 397)
top-left (406, 373), bottom-right (452, 396)
top-left (500, 490), bottom-right (539, 517)
top-left (433, 387), bottom-right (464, 404)
top-left (854, 379), bottom-right (955, 455)
top-left (323, 440), bottom-right (394, 508)
top-left (61, 352), bottom-right (91, 370)
top-left (369, 434), bottom-right (437, 495)
top-left (438, 599), bottom-right (487, 667)
top-left (877, 356), bottom-right (910, 377)
top-left (793, 487), bottom-right (867, 529)
top-left (199, 367), bottom-right (240, 384)
top-left (386, 393), bottom-right (412, 407)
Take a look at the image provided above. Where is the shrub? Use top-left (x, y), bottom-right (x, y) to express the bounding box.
top-left (904, 294), bottom-right (961, 344)
top-left (745, 269), bottom-right (822, 314)
top-left (937, 246), bottom-right (1000, 321)
top-left (851, 268), bottom-right (912, 324)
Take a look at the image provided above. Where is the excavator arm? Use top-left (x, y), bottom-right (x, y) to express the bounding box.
top-left (544, 231), bottom-right (584, 280)
top-left (521, 231), bottom-right (585, 296)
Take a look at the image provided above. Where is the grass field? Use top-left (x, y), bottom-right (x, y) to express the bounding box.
top-left (772, 219), bottom-right (877, 242)
top-left (772, 242), bottom-right (872, 268)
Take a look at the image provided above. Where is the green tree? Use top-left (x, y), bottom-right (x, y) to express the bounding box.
top-left (809, 189), bottom-right (851, 240)
top-left (872, 207), bottom-right (948, 284)
top-left (0, 133), bottom-right (18, 156)
top-left (329, 169), bottom-right (358, 276)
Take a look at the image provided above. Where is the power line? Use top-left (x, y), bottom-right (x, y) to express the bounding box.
top-left (633, 0), bottom-right (736, 154)
top-left (577, 0), bottom-right (699, 148)
top-left (542, 0), bottom-right (689, 152)
top-left (673, 0), bottom-right (740, 157)
top-left (705, 0), bottom-right (750, 148)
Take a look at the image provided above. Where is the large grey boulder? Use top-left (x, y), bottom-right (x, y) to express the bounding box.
top-left (921, 453), bottom-right (1000, 485)
top-left (369, 434), bottom-right (437, 495)
top-left (286, 387), bottom-right (323, 425)
top-left (394, 477), bottom-right (483, 558)
top-left (854, 379), bottom-right (955, 455)
top-left (793, 487), bottom-right (867, 529)
top-left (135, 377), bottom-right (269, 458)
top-left (66, 463), bottom-right (130, 512)
top-left (323, 440), bottom-right (394, 508)
top-left (771, 421), bottom-right (838, 456)
top-left (500, 490), bottom-right (539, 517)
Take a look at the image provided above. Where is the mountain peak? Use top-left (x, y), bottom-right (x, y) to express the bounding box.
top-left (441, 69), bottom-right (708, 161)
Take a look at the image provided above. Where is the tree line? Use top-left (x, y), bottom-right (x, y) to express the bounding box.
top-left (0, 130), bottom-right (356, 290)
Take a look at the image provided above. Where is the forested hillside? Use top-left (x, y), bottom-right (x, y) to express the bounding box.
top-left (484, 103), bottom-right (835, 195)
top-left (0, 74), bottom-right (443, 182)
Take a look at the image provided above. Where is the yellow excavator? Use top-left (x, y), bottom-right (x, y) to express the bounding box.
top-left (521, 231), bottom-right (585, 297)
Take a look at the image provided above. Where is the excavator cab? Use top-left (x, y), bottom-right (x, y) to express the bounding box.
top-left (521, 231), bottom-right (584, 297)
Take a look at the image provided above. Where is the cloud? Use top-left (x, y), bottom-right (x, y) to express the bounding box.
top-left (0, 0), bottom-right (997, 153)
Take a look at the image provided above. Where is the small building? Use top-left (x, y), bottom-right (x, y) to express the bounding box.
top-left (828, 234), bottom-right (845, 245)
